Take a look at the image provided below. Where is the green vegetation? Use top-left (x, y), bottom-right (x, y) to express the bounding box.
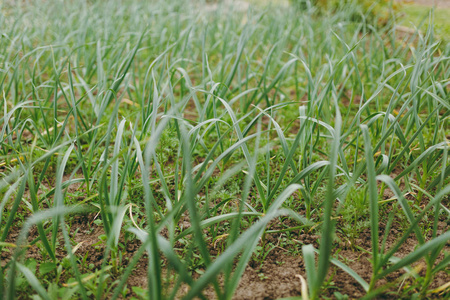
top-left (400, 3), bottom-right (450, 40)
top-left (0, 0), bottom-right (449, 299)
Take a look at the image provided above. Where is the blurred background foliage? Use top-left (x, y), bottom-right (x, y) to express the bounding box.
top-left (290, 0), bottom-right (450, 41)
top-left (290, 0), bottom-right (396, 24)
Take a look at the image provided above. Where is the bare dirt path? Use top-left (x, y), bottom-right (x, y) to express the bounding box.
top-left (401, 0), bottom-right (450, 8)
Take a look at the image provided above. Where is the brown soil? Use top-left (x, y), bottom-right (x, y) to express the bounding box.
top-left (2, 181), bottom-right (449, 299)
top-left (234, 251), bottom-right (304, 300)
